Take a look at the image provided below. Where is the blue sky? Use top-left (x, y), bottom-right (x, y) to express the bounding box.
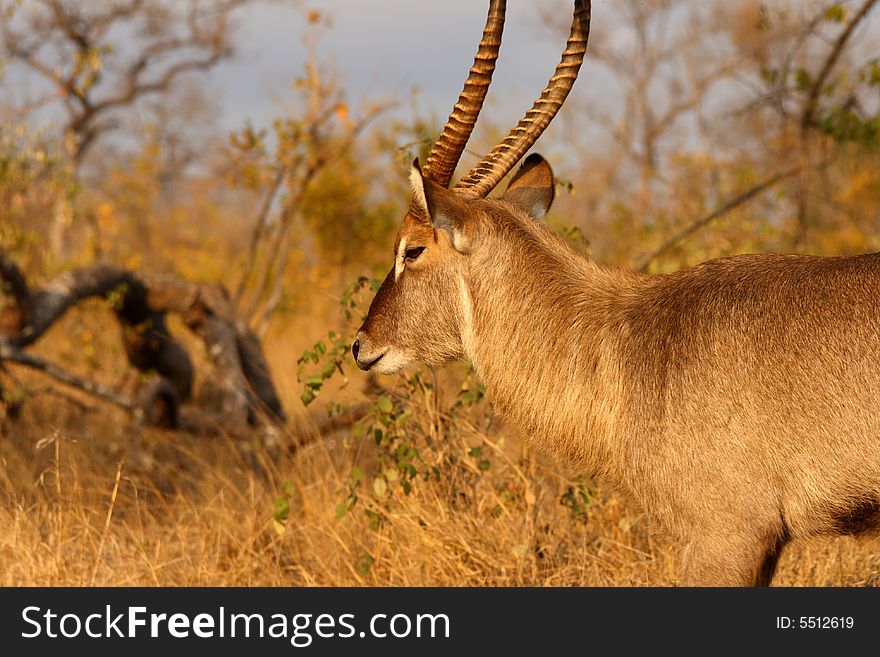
top-left (5, 0), bottom-right (878, 165)
top-left (1, 1), bottom-right (619, 165)
top-left (214, 1), bottom-right (603, 139)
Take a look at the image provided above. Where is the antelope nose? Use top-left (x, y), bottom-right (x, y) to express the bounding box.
top-left (351, 339), bottom-right (360, 362)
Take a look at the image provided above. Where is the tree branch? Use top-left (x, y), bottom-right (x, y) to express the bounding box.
top-left (636, 165), bottom-right (804, 272)
top-left (795, 0), bottom-right (878, 246)
top-left (232, 166), bottom-right (286, 309)
top-left (2, 0), bottom-right (251, 164)
top-left (0, 340), bottom-right (134, 411)
top-left (0, 253), bottom-right (285, 428)
top-left (800, 0), bottom-right (879, 136)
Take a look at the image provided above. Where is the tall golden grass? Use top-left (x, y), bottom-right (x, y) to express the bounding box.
top-left (1, 302), bottom-right (878, 587)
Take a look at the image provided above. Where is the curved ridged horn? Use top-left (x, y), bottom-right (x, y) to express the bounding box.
top-left (455, 0), bottom-right (590, 197)
top-left (422, 0), bottom-right (506, 188)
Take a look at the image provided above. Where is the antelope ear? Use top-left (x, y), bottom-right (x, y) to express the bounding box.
top-left (501, 153), bottom-right (555, 220)
top-left (410, 159), bottom-right (474, 253)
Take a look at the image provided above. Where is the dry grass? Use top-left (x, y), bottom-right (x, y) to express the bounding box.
top-left (1, 308), bottom-right (879, 587)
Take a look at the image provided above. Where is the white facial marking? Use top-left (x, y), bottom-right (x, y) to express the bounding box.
top-left (371, 347), bottom-right (412, 375)
top-left (394, 237), bottom-right (407, 281)
top-left (457, 277), bottom-right (474, 360)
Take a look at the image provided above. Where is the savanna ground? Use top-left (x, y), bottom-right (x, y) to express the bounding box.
top-left (2, 0), bottom-right (880, 586)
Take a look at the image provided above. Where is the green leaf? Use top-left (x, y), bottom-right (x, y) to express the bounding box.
top-left (794, 68), bottom-right (811, 92)
top-left (357, 553), bottom-right (375, 575)
top-left (273, 495), bottom-right (290, 523)
top-left (478, 459), bottom-right (491, 471)
top-left (864, 59), bottom-right (880, 87)
top-left (335, 502), bottom-right (348, 519)
top-left (365, 509), bottom-right (383, 531)
top-left (281, 480), bottom-right (296, 497)
top-left (824, 3), bottom-right (845, 22)
top-left (373, 476), bottom-right (387, 497)
top-left (375, 396), bottom-right (393, 414)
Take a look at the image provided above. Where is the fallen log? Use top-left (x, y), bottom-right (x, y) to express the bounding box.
top-left (0, 251), bottom-right (285, 432)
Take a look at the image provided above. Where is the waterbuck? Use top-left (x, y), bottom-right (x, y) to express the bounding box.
top-left (351, 0), bottom-right (880, 586)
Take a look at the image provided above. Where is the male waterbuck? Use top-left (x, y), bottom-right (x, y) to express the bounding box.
top-left (351, 0), bottom-right (880, 586)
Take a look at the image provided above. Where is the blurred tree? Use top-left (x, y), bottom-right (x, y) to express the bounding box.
top-left (224, 9), bottom-right (393, 337)
top-left (546, 0), bottom-right (738, 216)
top-left (539, 0), bottom-right (750, 265)
top-left (727, 0), bottom-right (879, 245)
top-left (538, 0), bottom-right (879, 269)
top-left (300, 152), bottom-right (398, 284)
top-left (0, 123), bottom-right (75, 269)
top-left (0, 0), bottom-right (268, 165)
top-left (0, 0), bottom-right (274, 256)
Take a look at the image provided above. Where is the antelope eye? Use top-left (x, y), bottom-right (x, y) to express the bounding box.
top-left (404, 246), bottom-right (425, 261)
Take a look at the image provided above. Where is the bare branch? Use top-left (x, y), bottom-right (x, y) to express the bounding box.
top-left (0, 253), bottom-right (285, 427)
top-left (795, 0), bottom-right (879, 246)
top-left (0, 340), bottom-right (134, 411)
top-left (242, 101), bottom-right (395, 329)
top-left (232, 167), bottom-right (286, 308)
top-left (1, 0), bottom-right (252, 164)
top-left (800, 0), bottom-right (879, 136)
top-left (637, 165), bottom-right (804, 272)
top-left (29, 386), bottom-right (102, 415)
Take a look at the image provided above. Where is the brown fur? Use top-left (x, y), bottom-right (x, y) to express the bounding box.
top-left (354, 157), bottom-right (880, 586)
